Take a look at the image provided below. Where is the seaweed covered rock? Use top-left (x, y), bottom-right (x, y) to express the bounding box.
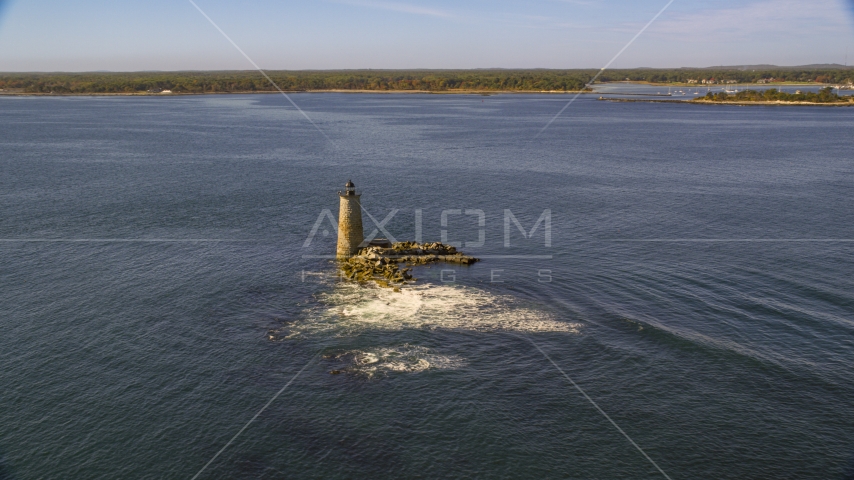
top-left (338, 241), bottom-right (478, 288)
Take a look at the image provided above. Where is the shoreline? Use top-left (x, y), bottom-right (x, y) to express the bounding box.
top-left (599, 80), bottom-right (846, 87)
top-left (0, 89), bottom-right (589, 97)
top-left (2, 79), bottom-right (845, 97)
top-left (2, 80), bottom-right (846, 98)
top-left (599, 97), bottom-right (854, 107)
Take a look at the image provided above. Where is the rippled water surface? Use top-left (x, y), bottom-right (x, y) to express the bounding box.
top-left (1, 94), bottom-right (853, 479)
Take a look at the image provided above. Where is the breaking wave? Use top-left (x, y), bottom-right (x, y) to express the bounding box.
top-left (279, 283), bottom-right (580, 339)
top-left (324, 344), bottom-right (464, 378)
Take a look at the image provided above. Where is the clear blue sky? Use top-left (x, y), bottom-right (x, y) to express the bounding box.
top-left (1, 0), bottom-right (853, 71)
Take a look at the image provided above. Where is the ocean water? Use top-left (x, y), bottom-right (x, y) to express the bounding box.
top-left (1, 93), bottom-right (853, 479)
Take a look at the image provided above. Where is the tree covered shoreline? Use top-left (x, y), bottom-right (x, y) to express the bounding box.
top-left (1, 68), bottom-right (852, 95)
top-left (0, 70), bottom-right (591, 94)
top-left (695, 87), bottom-right (853, 104)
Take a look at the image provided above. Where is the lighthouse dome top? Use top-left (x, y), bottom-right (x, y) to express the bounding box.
top-left (339, 179), bottom-right (358, 197)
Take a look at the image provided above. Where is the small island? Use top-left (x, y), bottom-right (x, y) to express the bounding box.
top-left (340, 241), bottom-right (479, 291)
top-left (334, 181), bottom-right (478, 291)
top-left (692, 87), bottom-right (854, 106)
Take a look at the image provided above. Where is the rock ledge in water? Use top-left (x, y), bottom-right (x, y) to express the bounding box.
top-left (339, 241), bottom-right (479, 288)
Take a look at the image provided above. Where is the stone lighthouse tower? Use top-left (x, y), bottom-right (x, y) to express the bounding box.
top-left (336, 180), bottom-right (364, 257)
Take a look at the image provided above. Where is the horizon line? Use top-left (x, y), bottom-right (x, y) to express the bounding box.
top-left (2, 64), bottom-right (853, 74)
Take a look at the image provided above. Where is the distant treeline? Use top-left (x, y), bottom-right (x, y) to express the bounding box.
top-left (699, 87), bottom-right (852, 103)
top-left (0, 70), bottom-right (592, 94)
top-left (1, 68), bottom-right (853, 94)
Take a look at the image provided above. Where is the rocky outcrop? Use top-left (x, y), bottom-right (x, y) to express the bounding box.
top-left (339, 241), bottom-right (479, 290)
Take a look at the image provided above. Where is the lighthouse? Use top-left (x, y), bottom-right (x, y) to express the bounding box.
top-left (336, 180), bottom-right (364, 257)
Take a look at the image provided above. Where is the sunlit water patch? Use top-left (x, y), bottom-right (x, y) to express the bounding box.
top-left (278, 283), bottom-right (580, 338)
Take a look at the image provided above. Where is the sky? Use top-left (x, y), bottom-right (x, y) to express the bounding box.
top-left (0, 0), bottom-right (853, 71)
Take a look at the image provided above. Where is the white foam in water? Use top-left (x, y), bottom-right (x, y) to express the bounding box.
top-left (330, 344), bottom-right (465, 378)
top-left (283, 283), bottom-right (580, 338)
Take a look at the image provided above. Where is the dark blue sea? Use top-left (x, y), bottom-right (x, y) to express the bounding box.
top-left (1, 93), bottom-right (853, 479)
